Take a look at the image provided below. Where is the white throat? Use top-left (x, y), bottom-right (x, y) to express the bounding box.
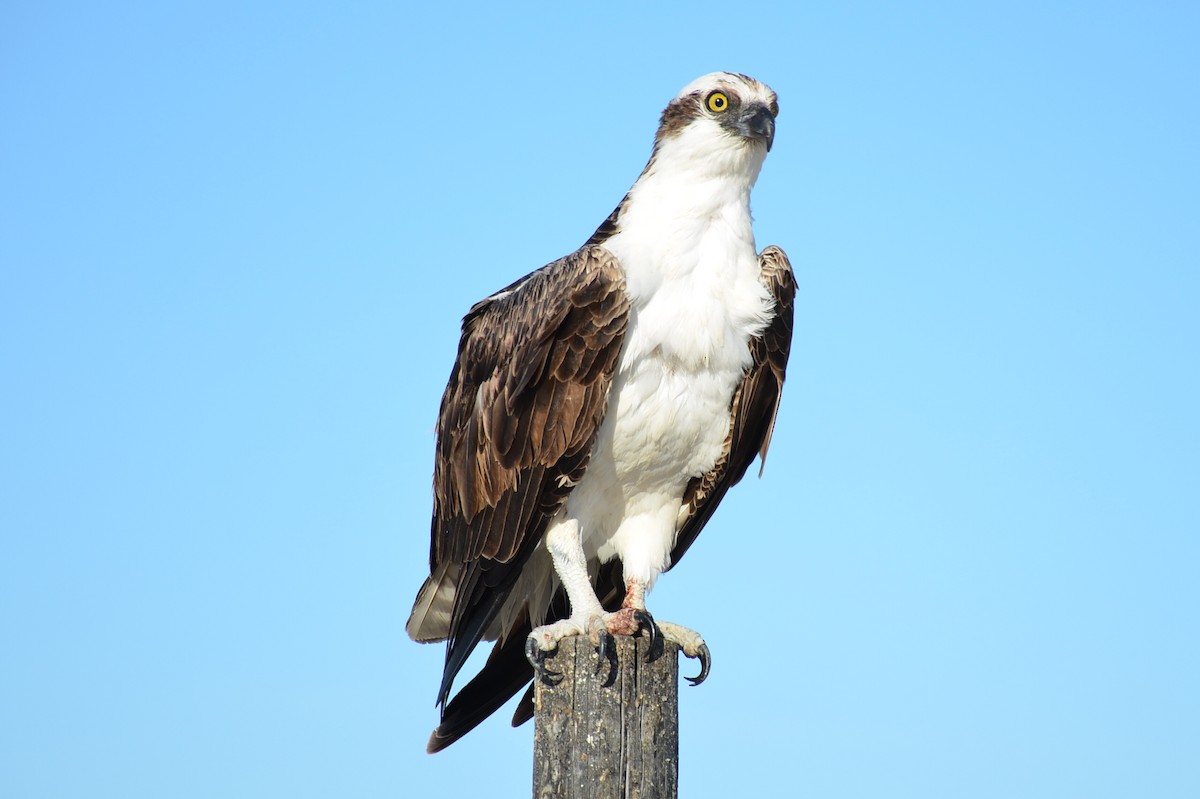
top-left (604, 129), bottom-right (767, 295)
top-left (601, 132), bottom-right (771, 369)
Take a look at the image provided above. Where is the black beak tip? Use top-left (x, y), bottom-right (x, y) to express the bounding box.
top-left (744, 106), bottom-right (775, 151)
top-left (758, 121), bottom-right (775, 152)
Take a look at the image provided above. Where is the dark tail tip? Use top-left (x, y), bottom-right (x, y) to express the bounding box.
top-left (426, 727), bottom-right (453, 755)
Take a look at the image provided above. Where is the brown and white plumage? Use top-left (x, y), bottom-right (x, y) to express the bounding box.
top-left (408, 73), bottom-right (796, 753)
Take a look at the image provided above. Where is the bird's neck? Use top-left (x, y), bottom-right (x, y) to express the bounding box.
top-left (602, 141), bottom-right (765, 298)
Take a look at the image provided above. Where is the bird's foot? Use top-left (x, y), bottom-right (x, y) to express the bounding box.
top-left (594, 607), bottom-right (657, 672)
top-left (525, 609), bottom-right (657, 683)
top-left (655, 620), bottom-right (712, 686)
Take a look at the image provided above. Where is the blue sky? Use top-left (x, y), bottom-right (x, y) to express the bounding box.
top-left (2, 2), bottom-right (1197, 797)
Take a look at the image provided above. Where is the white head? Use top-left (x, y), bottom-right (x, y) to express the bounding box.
top-left (648, 72), bottom-right (779, 175)
top-left (584, 73), bottom-right (780, 255)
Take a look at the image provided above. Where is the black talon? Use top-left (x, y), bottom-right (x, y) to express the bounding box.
top-left (633, 610), bottom-right (656, 641)
top-left (595, 632), bottom-right (615, 674)
top-left (632, 610), bottom-right (661, 661)
top-left (685, 643), bottom-right (711, 686)
top-left (525, 637), bottom-right (563, 686)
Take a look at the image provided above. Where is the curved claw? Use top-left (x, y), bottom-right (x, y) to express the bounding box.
top-left (632, 609), bottom-right (660, 661)
top-left (684, 643), bottom-right (711, 686)
top-left (595, 632), bottom-right (614, 674)
top-left (525, 637), bottom-right (563, 686)
top-left (633, 609), bottom-right (662, 652)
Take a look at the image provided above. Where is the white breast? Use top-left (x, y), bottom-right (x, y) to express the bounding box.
top-left (563, 164), bottom-right (774, 585)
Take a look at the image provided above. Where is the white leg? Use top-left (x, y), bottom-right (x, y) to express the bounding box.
top-left (525, 519), bottom-right (702, 683)
top-left (526, 520), bottom-right (606, 654)
top-left (545, 519), bottom-right (603, 620)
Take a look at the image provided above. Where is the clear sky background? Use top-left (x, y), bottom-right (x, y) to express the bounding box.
top-left (2, 2), bottom-right (1197, 797)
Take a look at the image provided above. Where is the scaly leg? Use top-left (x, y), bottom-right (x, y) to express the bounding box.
top-left (525, 520), bottom-right (654, 682)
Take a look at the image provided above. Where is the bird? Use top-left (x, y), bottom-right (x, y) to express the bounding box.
top-left (407, 72), bottom-right (796, 753)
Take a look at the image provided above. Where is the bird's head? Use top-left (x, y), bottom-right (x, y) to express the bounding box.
top-left (595, 73), bottom-right (780, 244)
top-left (652, 73), bottom-right (779, 163)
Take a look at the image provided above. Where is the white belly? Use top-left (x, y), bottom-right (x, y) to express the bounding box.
top-left (564, 251), bottom-right (773, 586)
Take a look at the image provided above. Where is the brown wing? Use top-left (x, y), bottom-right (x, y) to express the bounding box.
top-left (669, 245), bottom-right (796, 567)
top-left (407, 245), bottom-right (629, 730)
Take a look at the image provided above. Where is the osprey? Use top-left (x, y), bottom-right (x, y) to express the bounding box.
top-left (408, 72), bottom-right (796, 753)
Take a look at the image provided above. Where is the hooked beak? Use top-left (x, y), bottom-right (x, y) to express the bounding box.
top-left (736, 103), bottom-right (775, 151)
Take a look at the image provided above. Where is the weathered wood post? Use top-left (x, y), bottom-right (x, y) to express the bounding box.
top-left (533, 635), bottom-right (680, 799)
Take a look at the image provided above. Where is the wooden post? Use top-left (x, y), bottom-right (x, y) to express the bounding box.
top-left (533, 635), bottom-right (679, 799)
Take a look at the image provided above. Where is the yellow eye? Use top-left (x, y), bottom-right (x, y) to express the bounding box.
top-left (706, 91), bottom-right (730, 113)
